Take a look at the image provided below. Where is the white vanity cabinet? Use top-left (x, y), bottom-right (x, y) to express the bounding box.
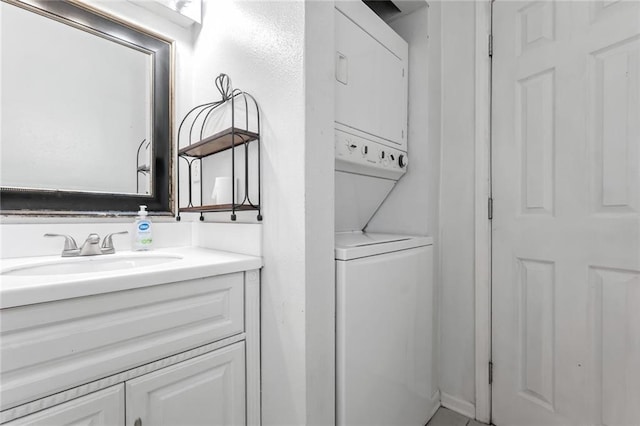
top-left (5, 343), bottom-right (246, 426)
top-left (4, 385), bottom-right (124, 426)
top-left (0, 265), bottom-right (261, 426)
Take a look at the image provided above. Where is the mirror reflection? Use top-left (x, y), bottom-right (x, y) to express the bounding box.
top-left (1, 1), bottom-right (152, 195)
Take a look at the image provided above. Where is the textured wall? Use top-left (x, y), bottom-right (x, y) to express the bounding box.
top-left (438, 0), bottom-right (478, 415)
top-left (190, 1), bottom-right (334, 424)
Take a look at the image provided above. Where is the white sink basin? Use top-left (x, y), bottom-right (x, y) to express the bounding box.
top-left (2, 254), bottom-right (183, 276)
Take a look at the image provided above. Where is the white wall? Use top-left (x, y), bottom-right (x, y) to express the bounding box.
top-left (188, 1), bottom-right (334, 424)
top-left (437, 0), bottom-right (478, 417)
top-left (303, 2), bottom-right (335, 425)
top-left (188, 3), bottom-right (304, 424)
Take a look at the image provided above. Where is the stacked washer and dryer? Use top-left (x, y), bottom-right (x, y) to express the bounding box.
top-left (334, 2), bottom-right (435, 426)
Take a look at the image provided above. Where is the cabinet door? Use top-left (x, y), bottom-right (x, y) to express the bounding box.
top-left (126, 342), bottom-right (245, 426)
top-left (5, 385), bottom-right (124, 426)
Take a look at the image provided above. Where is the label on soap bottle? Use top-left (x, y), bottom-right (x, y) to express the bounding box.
top-left (134, 219), bottom-right (153, 250)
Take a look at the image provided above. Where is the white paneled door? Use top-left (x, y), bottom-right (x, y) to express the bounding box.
top-left (492, 1), bottom-right (640, 425)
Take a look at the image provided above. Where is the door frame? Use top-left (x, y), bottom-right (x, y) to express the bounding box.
top-left (474, 0), bottom-right (493, 423)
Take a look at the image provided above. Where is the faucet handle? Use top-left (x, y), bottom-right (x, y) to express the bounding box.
top-left (101, 231), bottom-right (129, 254)
top-left (85, 233), bottom-right (100, 244)
top-left (44, 233), bottom-right (79, 256)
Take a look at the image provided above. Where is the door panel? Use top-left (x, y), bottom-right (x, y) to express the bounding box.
top-left (126, 343), bottom-right (245, 426)
top-left (492, 1), bottom-right (640, 425)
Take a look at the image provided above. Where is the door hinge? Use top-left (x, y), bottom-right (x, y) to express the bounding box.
top-left (489, 361), bottom-right (493, 384)
top-left (488, 197), bottom-right (493, 220)
top-left (488, 34), bottom-right (493, 57)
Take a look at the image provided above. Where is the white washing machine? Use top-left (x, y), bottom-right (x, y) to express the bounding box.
top-left (335, 232), bottom-right (434, 426)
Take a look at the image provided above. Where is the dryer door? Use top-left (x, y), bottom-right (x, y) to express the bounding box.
top-left (335, 5), bottom-right (408, 148)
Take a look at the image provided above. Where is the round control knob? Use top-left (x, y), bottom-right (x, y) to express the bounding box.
top-left (362, 145), bottom-right (369, 156)
top-left (379, 150), bottom-right (385, 160)
top-left (346, 142), bottom-right (357, 152)
top-left (399, 154), bottom-right (408, 168)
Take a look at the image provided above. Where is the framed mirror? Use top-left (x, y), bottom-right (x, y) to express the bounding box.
top-left (0, 0), bottom-right (173, 215)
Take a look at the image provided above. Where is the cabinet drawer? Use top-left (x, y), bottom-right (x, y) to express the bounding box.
top-left (4, 385), bottom-right (124, 426)
top-left (1, 273), bottom-right (244, 411)
top-left (126, 342), bottom-right (245, 426)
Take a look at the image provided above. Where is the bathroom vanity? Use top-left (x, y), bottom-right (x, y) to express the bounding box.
top-left (0, 247), bottom-right (262, 425)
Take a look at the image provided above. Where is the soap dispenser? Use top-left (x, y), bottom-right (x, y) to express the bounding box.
top-left (133, 205), bottom-right (153, 250)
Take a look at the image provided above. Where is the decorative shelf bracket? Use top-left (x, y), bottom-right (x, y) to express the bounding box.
top-left (176, 74), bottom-right (262, 222)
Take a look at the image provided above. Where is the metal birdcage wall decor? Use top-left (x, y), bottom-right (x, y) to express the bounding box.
top-left (176, 74), bottom-right (262, 221)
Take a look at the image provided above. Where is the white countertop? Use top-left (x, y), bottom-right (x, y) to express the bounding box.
top-left (0, 246), bottom-right (262, 309)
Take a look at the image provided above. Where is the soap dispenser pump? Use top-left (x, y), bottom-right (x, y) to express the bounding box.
top-left (133, 205), bottom-right (153, 251)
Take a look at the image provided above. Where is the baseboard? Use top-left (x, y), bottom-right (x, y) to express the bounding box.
top-left (422, 390), bottom-right (441, 426)
top-left (441, 392), bottom-right (476, 420)
top-left (426, 390), bottom-right (441, 423)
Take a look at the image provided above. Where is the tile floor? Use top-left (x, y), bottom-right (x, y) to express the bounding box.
top-left (426, 407), bottom-right (490, 426)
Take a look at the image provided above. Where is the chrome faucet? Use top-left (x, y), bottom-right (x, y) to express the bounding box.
top-left (79, 233), bottom-right (102, 256)
top-left (45, 231), bottom-right (128, 257)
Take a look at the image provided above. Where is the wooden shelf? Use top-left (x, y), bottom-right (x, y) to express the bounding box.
top-left (179, 204), bottom-right (259, 213)
top-left (178, 127), bottom-right (259, 158)
top-left (176, 76), bottom-right (262, 221)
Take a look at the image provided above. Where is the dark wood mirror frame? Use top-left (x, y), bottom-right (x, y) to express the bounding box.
top-left (0, 0), bottom-right (174, 216)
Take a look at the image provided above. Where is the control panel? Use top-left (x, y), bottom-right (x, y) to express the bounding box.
top-left (335, 129), bottom-right (407, 180)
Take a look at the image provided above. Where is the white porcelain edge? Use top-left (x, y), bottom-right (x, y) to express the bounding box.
top-left (0, 246), bottom-right (262, 309)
